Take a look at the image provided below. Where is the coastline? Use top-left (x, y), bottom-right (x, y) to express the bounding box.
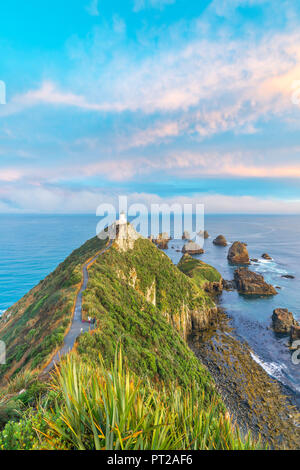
top-left (188, 308), bottom-right (300, 449)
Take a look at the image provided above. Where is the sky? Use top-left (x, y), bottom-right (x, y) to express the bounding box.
top-left (1, 0), bottom-right (300, 214)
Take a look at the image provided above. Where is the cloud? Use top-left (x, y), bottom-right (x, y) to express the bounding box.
top-left (133, 0), bottom-right (175, 12)
top-left (86, 0), bottom-right (100, 16)
top-left (0, 183), bottom-right (299, 214)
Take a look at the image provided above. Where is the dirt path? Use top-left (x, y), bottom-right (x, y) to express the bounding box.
top-left (43, 241), bottom-right (111, 373)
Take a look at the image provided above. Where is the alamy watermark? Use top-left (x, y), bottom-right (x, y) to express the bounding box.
top-left (291, 340), bottom-right (300, 365)
top-left (0, 81), bottom-right (6, 105)
top-left (96, 196), bottom-right (204, 245)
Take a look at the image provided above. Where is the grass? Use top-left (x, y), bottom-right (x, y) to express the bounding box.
top-left (0, 236), bottom-right (108, 380)
top-left (178, 253), bottom-right (222, 290)
top-left (33, 347), bottom-right (261, 450)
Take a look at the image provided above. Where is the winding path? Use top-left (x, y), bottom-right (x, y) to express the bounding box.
top-left (43, 241), bottom-right (112, 374)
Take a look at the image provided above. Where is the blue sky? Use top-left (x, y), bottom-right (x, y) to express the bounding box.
top-left (1, 0), bottom-right (300, 213)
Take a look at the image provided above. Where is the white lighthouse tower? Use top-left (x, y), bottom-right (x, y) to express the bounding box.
top-left (119, 211), bottom-right (127, 225)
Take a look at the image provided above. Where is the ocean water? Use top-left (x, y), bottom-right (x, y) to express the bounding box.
top-left (0, 214), bottom-right (299, 397)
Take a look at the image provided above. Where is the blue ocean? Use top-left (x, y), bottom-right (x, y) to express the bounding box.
top-left (0, 214), bottom-right (299, 397)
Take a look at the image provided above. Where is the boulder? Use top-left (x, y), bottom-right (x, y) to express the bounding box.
top-left (272, 308), bottom-right (299, 334)
top-left (198, 230), bottom-right (209, 239)
top-left (182, 242), bottom-right (204, 255)
top-left (251, 259), bottom-right (259, 263)
top-left (182, 230), bottom-right (191, 240)
top-left (262, 253), bottom-right (272, 260)
top-left (213, 235), bottom-right (227, 246)
top-left (282, 274), bottom-right (295, 279)
top-left (228, 241), bottom-right (250, 265)
top-left (234, 268), bottom-right (277, 296)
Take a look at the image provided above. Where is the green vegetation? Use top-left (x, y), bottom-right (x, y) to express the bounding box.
top-left (0, 349), bottom-right (261, 450)
top-left (0, 236), bottom-right (108, 379)
top-left (178, 253), bottom-right (222, 290)
top-left (0, 232), bottom-right (263, 450)
top-left (77, 238), bottom-right (215, 384)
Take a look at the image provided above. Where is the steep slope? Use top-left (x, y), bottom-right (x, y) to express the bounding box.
top-left (76, 237), bottom-right (218, 385)
top-left (0, 236), bottom-right (108, 380)
top-left (0, 227), bottom-right (262, 449)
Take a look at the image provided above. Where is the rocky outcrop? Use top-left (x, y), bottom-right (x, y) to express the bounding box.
top-left (234, 268), bottom-right (277, 296)
top-left (222, 279), bottom-right (235, 291)
top-left (198, 230), bottom-right (209, 239)
top-left (182, 242), bottom-right (204, 255)
top-left (262, 253), bottom-right (272, 260)
top-left (272, 308), bottom-right (299, 334)
top-left (108, 221), bottom-right (142, 252)
top-left (182, 231), bottom-right (190, 240)
top-left (153, 232), bottom-right (170, 249)
top-left (228, 242), bottom-right (250, 265)
top-left (282, 274), bottom-right (295, 279)
top-left (178, 253), bottom-right (223, 295)
top-left (213, 235), bottom-right (227, 246)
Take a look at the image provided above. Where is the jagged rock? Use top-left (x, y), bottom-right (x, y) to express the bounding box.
top-left (107, 219), bottom-right (142, 252)
top-left (234, 268), bottom-right (277, 296)
top-left (251, 258), bottom-right (259, 263)
top-left (213, 235), bottom-right (227, 246)
top-left (222, 279), bottom-right (236, 291)
top-left (153, 233), bottom-right (170, 249)
top-left (228, 242), bottom-right (250, 265)
top-left (182, 230), bottom-right (191, 240)
top-left (262, 253), bottom-right (272, 260)
top-left (290, 325), bottom-right (300, 341)
top-left (182, 242), bottom-right (204, 254)
top-left (282, 274), bottom-right (295, 279)
top-left (272, 308), bottom-right (299, 334)
top-left (198, 230), bottom-right (209, 239)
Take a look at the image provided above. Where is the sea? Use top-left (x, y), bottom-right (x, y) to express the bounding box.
top-left (0, 214), bottom-right (299, 399)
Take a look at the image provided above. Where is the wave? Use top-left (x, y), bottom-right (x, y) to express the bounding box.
top-left (250, 351), bottom-right (287, 381)
top-left (254, 259), bottom-right (289, 276)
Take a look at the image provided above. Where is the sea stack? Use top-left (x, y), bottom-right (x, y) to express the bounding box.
top-left (228, 241), bottom-right (250, 265)
top-left (272, 308), bottom-right (299, 334)
top-left (213, 235), bottom-right (227, 246)
top-left (182, 241), bottom-right (204, 255)
top-left (234, 268), bottom-right (277, 296)
top-left (262, 253), bottom-right (272, 260)
top-left (198, 230), bottom-right (209, 239)
top-left (182, 230), bottom-right (191, 240)
top-left (153, 233), bottom-right (170, 249)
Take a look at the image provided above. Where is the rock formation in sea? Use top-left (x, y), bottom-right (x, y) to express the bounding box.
top-left (282, 274), bottom-right (295, 279)
top-left (182, 230), bottom-right (191, 240)
top-left (198, 230), bottom-right (209, 239)
top-left (228, 241), bottom-right (250, 265)
top-left (272, 308), bottom-right (299, 334)
top-left (153, 232), bottom-right (170, 249)
top-left (213, 235), bottom-right (227, 246)
top-left (182, 241), bottom-right (204, 255)
top-left (234, 268), bottom-right (277, 296)
top-left (262, 253), bottom-right (272, 260)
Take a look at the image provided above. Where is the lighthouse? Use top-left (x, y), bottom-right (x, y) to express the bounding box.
top-left (119, 211), bottom-right (127, 225)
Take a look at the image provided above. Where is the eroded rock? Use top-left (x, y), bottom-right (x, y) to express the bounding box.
top-left (182, 242), bottom-right (204, 255)
top-left (213, 235), bottom-right (227, 246)
top-left (234, 268), bottom-right (277, 296)
top-left (272, 308), bottom-right (299, 334)
top-left (228, 242), bottom-right (250, 265)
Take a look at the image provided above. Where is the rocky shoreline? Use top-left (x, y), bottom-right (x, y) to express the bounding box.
top-left (189, 309), bottom-right (300, 449)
